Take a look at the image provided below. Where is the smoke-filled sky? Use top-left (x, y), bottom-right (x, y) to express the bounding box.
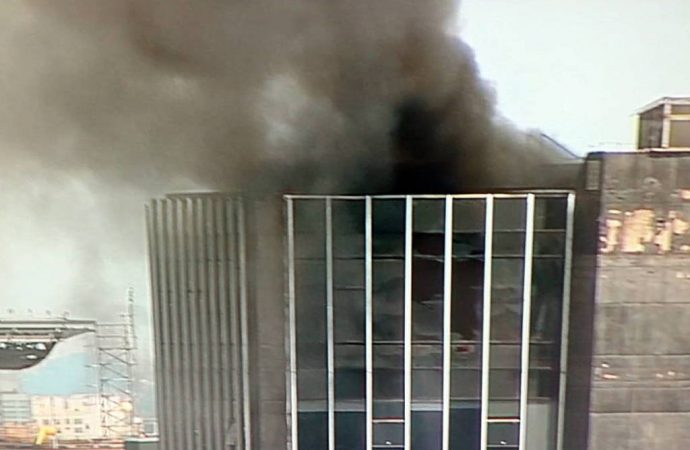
top-left (0, 0), bottom-right (688, 382)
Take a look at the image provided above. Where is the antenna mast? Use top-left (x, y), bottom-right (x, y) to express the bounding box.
top-left (96, 288), bottom-right (137, 439)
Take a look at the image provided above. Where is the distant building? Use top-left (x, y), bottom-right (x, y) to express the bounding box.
top-left (0, 391), bottom-right (32, 425)
top-left (30, 394), bottom-right (132, 441)
top-left (0, 391), bottom-right (34, 445)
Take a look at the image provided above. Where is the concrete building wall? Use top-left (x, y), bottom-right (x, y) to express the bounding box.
top-left (147, 194), bottom-right (286, 450)
top-left (561, 157), bottom-right (601, 450)
top-left (243, 199), bottom-right (288, 450)
top-left (587, 152), bottom-right (690, 449)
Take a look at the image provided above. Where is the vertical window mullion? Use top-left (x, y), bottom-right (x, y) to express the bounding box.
top-left (325, 199), bottom-right (335, 450)
top-left (237, 199), bottom-right (252, 450)
top-left (480, 195), bottom-right (494, 450)
top-left (365, 197), bottom-right (374, 450)
top-left (518, 194), bottom-right (536, 450)
top-left (556, 193), bottom-right (576, 450)
top-left (286, 198), bottom-right (298, 450)
top-left (404, 196), bottom-right (413, 450)
top-left (227, 199), bottom-right (244, 450)
top-left (442, 196), bottom-right (454, 450)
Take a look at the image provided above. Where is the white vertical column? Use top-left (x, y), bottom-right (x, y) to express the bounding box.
top-left (237, 199), bottom-right (252, 450)
top-left (442, 196), bottom-right (454, 450)
top-left (365, 197), bottom-right (374, 450)
top-left (286, 198), bottom-right (299, 450)
top-left (168, 201), bottom-right (184, 450)
top-left (188, 200), bottom-right (202, 450)
top-left (215, 199), bottom-right (232, 445)
top-left (518, 194), bottom-right (536, 450)
top-left (206, 200), bottom-right (223, 450)
top-left (404, 196), bottom-right (413, 450)
top-left (325, 199), bottom-right (336, 450)
top-left (177, 200), bottom-right (194, 450)
top-left (556, 193), bottom-right (576, 450)
top-left (479, 195), bottom-right (494, 450)
top-left (662, 102), bottom-right (672, 148)
top-left (226, 199), bottom-right (244, 449)
top-left (199, 200), bottom-right (212, 447)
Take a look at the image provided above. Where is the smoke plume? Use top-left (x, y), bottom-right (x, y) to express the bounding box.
top-left (2, 1), bottom-right (573, 193)
top-left (0, 0), bottom-right (575, 373)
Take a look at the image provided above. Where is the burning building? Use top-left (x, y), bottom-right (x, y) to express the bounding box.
top-left (146, 98), bottom-right (690, 450)
top-left (145, 89), bottom-right (581, 449)
top-left (147, 191), bottom-right (576, 450)
top-left (144, 25), bottom-right (583, 445)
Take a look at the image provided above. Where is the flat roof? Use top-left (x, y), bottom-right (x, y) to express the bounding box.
top-left (638, 96), bottom-right (690, 114)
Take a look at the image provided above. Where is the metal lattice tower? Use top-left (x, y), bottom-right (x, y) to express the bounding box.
top-left (96, 289), bottom-right (137, 438)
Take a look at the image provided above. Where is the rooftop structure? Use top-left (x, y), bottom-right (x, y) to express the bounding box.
top-left (0, 319), bottom-right (95, 370)
top-left (637, 97), bottom-right (690, 151)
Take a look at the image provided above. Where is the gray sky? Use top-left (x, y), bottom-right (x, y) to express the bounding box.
top-left (458, 0), bottom-right (690, 153)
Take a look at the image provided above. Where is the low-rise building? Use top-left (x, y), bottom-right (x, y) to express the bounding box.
top-left (31, 394), bottom-right (103, 440)
top-left (0, 391), bottom-right (34, 444)
top-left (0, 391), bottom-right (32, 424)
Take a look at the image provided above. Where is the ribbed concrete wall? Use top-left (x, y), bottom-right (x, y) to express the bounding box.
top-left (147, 195), bottom-right (287, 450)
top-left (147, 195), bottom-right (250, 450)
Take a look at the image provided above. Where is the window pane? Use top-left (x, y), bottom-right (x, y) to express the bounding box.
top-left (373, 346), bottom-right (403, 399)
top-left (335, 412), bottom-right (365, 450)
top-left (335, 352), bottom-right (364, 401)
top-left (374, 422), bottom-right (404, 446)
top-left (412, 411), bottom-right (442, 449)
top-left (449, 406), bottom-right (481, 450)
top-left (373, 259), bottom-right (404, 341)
top-left (488, 422), bottom-right (519, 446)
top-left (294, 200), bottom-right (327, 410)
top-left (298, 412), bottom-right (327, 449)
top-left (449, 198), bottom-right (484, 450)
top-left (454, 200), bottom-right (485, 233)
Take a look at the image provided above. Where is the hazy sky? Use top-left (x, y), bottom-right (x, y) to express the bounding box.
top-left (458, 0), bottom-right (690, 153)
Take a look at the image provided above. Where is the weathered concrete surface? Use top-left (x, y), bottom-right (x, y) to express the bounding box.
top-left (588, 152), bottom-right (690, 449)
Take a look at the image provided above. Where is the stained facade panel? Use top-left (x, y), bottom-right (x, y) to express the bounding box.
top-left (587, 152), bottom-right (690, 449)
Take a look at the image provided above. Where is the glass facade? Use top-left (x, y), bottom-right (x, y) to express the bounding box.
top-left (286, 194), bottom-right (574, 450)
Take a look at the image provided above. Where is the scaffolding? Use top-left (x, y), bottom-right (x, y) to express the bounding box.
top-left (95, 289), bottom-right (137, 438)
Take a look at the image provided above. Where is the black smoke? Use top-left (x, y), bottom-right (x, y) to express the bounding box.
top-left (0, 0), bottom-right (576, 385)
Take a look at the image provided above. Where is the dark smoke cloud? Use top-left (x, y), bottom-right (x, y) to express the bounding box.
top-left (0, 0), bottom-right (575, 374)
top-left (2, 0), bottom-right (573, 193)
